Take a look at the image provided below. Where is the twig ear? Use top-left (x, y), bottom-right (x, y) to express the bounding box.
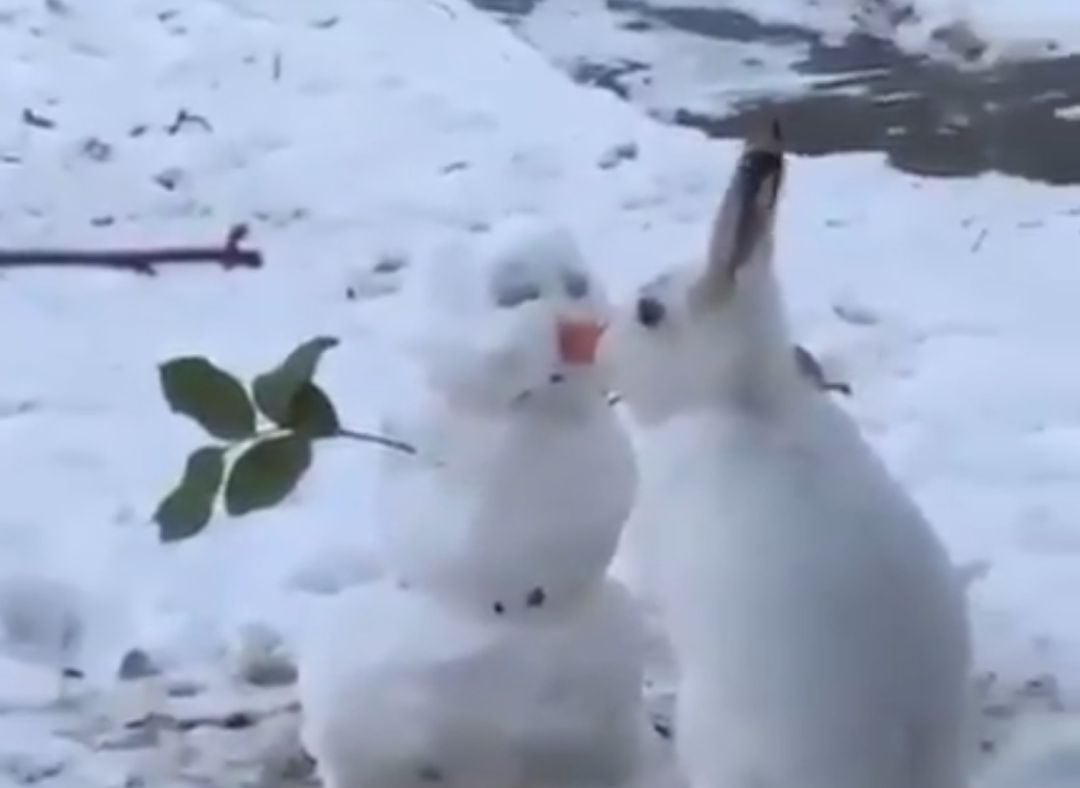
top-left (701, 119), bottom-right (785, 296)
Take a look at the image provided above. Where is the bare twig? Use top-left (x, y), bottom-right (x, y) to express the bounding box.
top-left (0, 399), bottom-right (38, 419)
top-left (426, 0), bottom-right (457, 20)
top-left (166, 108), bottom-right (212, 135)
top-left (336, 428), bottom-right (417, 455)
top-left (119, 701), bottom-right (302, 736)
top-left (0, 224), bottom-right (263, 275)
top-left (22, 108), bottom-right (56, 129)
top-left (971, 227), bottom-right (989, 253)
top-left (221, 424), bottom-right (417, 457)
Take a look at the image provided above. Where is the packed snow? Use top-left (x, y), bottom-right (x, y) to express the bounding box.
top-left (2, 0), bottom-right (1080, 784)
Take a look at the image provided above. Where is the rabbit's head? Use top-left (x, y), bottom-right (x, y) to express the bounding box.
top-left (604, 122), bottom-right (798, 425)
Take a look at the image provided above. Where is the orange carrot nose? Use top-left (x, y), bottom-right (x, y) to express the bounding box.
top-left (557, 319), bottom-right (605, 365)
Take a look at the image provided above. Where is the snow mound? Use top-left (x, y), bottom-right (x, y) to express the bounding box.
top-left (298, 578), bottom-right (652, 788)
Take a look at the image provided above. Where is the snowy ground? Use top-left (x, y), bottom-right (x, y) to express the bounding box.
top-left (3, 0), bottom-right (1080, 784)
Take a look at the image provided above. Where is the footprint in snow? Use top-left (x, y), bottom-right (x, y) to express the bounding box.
top-left (345, 253), bottom-right (409, 302)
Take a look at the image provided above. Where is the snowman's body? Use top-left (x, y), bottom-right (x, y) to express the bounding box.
top-left (645, 404), bottom-right (970, 788)
top-left (381, 375), bottom-right (636, 616)
top-left (376, 220), bottom-right (637, 616)
top-left (300, 578), bottom-right (648, 788)
top-left (300, 218), bottom-right (649, 788)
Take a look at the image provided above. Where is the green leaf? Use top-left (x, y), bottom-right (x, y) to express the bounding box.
top-left (159, 357), bottom-right (256, 440)
top-left (252, 337), bottom-right (339, 426)
top-left (224, 435), bottom-right (313, 516)
top-left (284, 383), bottom-right (340, 437)
top-left (154, 446), bottom-right (226, 542)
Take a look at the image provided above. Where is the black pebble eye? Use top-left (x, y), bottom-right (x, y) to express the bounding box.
top-left (492, 279), bottom-right (541, 308)
top-left (562, 269), bottom-right (590, 299)
top-left (526, 586), bottom-right (546, 608)
top-left (418, 764), bottom-right (444, 783)
top-left (636, 296), bottom-right (666, 328)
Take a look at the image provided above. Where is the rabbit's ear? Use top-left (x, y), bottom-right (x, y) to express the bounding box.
top-left (702, 120), bottom-right (785, 294)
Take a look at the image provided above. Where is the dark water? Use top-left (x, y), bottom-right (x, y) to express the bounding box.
top-left (471, 0), bottom-right (543, 13)
top-left (471, 0), bottom-right (1080, 185)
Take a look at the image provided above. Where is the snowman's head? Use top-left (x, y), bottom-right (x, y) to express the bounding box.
top-left (423, 218), bottom-right (614, 419)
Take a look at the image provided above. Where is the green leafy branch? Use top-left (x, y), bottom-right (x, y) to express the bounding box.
top-left (153, 336), bottom-right (414, 543)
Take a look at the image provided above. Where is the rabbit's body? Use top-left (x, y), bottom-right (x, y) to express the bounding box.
top-left (604, 126), bottom-right (971, 788)
top-left (643, 397), bottom-right (969, 788)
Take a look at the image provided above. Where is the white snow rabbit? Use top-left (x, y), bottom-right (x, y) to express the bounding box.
top-left (602, 123), bottom-right (973, 788)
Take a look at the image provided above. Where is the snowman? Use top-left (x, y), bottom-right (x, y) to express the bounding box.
top-left (298, 218), bottom-right (660, 788)
top-left (375, 217), bottom-right (638, 617)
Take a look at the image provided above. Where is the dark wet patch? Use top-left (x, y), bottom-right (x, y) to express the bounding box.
top-left (610, 0), bottom-right (815, 46)
top-left (469, 0), bottom-right (543, 14)
top-left (471, 0), bottom-right (1080, 185)
top-left (672, 55), bottom-right (1080, 185)
top-left (568, 58), bottom-right (649, 101)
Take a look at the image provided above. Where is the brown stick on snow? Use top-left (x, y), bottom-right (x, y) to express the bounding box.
top-left (0, 223), bottom-right (263, 275)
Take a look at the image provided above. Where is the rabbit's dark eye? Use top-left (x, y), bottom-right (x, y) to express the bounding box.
top-left (562, 268), bottom-right (590, 299)
top-left (636, 296), bottom-right (666, 328)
